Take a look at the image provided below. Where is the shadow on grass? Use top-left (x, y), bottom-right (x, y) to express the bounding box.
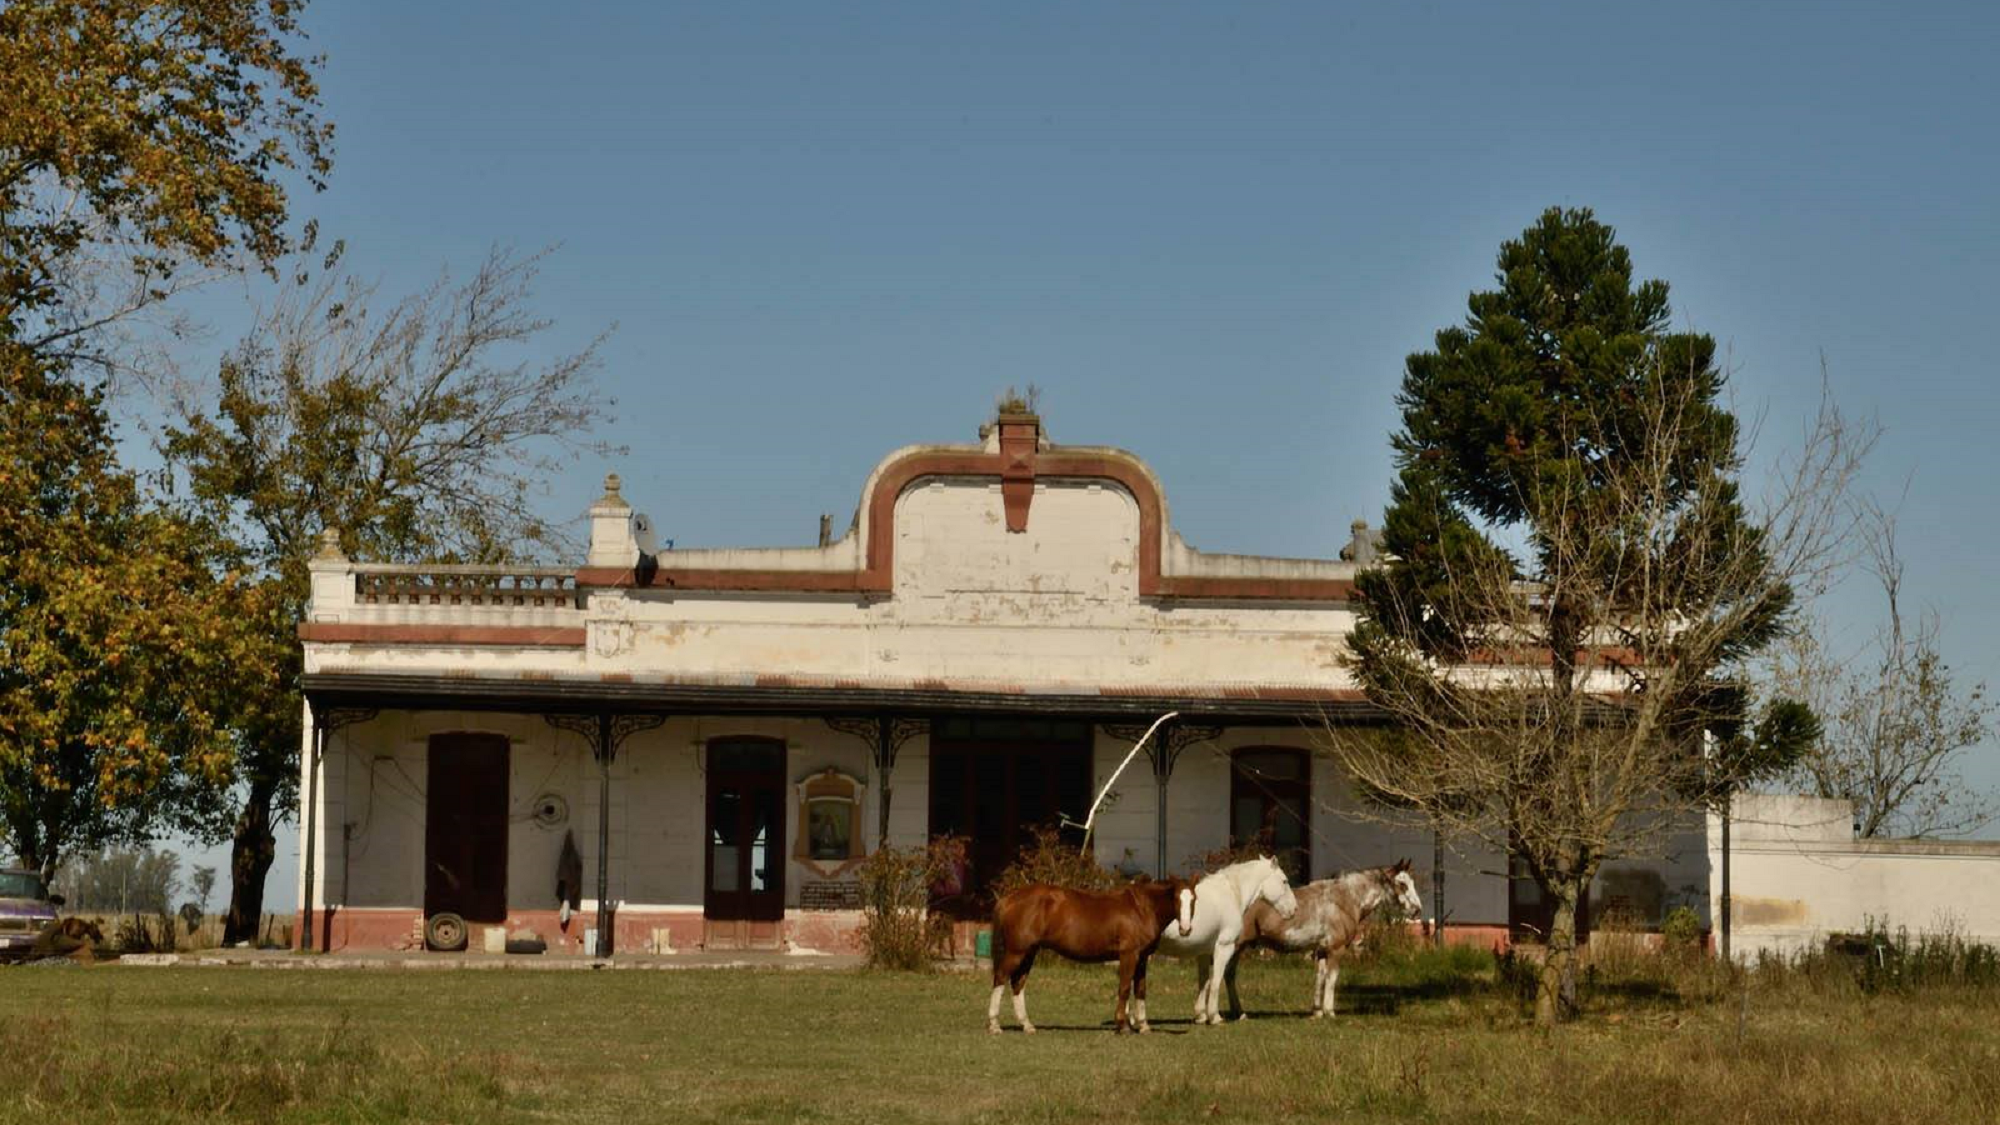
top-left (989, 1024), bottom-right (1195, 1035)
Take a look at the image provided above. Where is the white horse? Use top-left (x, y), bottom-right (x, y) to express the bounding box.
top-left (1153, 856), bottom-right (1300, 1025)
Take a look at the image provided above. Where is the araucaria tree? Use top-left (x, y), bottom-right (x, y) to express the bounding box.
top-left (1332, 208), bottom-right (1862, 1024)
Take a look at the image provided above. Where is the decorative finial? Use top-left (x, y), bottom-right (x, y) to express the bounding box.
top-left (601, 473), bottom-right (624, 504)
top-left (315, 527), bottom-right (346, 561)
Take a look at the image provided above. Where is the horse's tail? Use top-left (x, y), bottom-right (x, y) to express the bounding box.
top-left (987, 896), bottom-right (1012, 984)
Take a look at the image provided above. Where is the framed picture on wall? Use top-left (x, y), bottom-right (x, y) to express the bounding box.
top-left (807, 797), bottom-right (853, 861)
top-left (793, 767), bottom-right (867, 876)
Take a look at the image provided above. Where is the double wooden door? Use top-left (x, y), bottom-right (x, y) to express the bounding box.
top-left (704, 739), bottom-right (786, 947)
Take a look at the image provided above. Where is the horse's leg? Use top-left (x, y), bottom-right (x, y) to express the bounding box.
top-left (1324, 952), bottom-right (1341, 1018)
top-left (1195, 954), bottom-right (1211, 1022)
top-left (1224, 946), bottom-right (1246, 1021)
top-left (1114, 950), bottom-right (1138, 1033)
top-left (1310, 951), bottom-right (1329, 1019)
top-left (1010, 949), bottom-right (1038, 1034)
top-left (1133, 952), bottom-right (1152, 1033)
top-left (1202, 941), bottom-right (1235, 1024)
top-left (989, 942), bottom-right (1018, 1033)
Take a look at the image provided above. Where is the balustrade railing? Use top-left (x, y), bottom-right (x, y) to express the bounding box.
top-left (353, 564), bottom-right (582, 610)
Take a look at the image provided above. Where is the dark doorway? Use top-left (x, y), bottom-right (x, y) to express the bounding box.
top-left (929, 717), bottom-right (1093, 909)
top-left (1230, 747), bottom-right (1311, 882)
top-left (425, 732), bottom-right (510, 924)
top-left (705, 738), bottom-right (786, 942)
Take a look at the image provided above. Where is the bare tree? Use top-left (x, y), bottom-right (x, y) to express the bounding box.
top-left (162, 241), bottom-right (617, 945)
top-left (1770, 505), bottom-right (1996, 838)
top-left (1331, 374), bottom-right (1869, 1024)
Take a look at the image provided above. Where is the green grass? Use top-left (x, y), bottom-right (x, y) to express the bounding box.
top-left (1, 948), bottom-right (1996, 1124)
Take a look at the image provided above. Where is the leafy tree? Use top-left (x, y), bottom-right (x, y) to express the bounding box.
top-left (163, 244), bottom-right (611, 944)
top-left (0, 0), bottom-right (327, 891)
top-left (1331, 208), bottom-right (1861, 1024)
top-left (0, 0), bottom-right (330, 375)
top-left (190, 864), bottom-right (218, 912)
top-left (55, 844), bottom-right (183, 915)
top-left (1772, 506), bottom-right (1995, 838)
top-left (0, 354), bottom-right (278, 881)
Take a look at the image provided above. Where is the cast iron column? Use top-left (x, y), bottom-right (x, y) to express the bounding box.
top-left (596, 713), bottom-right (613, 958)
top-left (876, 716), bottom-right (893, 847)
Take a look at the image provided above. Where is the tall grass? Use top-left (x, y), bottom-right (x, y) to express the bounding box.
top-left (0, 1010), bottom-right (543, 1122)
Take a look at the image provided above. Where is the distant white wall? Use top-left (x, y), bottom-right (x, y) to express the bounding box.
top-left (1716, 794), bottom-right (2000, 957)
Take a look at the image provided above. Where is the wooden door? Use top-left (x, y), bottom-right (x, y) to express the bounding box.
top-left (1231, 748), bottom-right (1311, 883)
top-left (927, 717), bottom-right (1092, 911)
top-left (704, 738), bottom-right (785, 946)
top-left (425, 733), bottom-right (510, 923)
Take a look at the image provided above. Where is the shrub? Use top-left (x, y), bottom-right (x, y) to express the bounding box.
top-left (989, 822), bottom-right (1117, 900)
top-left (856, 836), bottom-right (966, 971)
top-left (1809, 918), bottom-right (2000, 994)
top-left (1660, 906), bottom-right (1705, 956)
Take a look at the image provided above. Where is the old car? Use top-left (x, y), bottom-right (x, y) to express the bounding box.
top-left (0, 868), bottom-right (62, 961)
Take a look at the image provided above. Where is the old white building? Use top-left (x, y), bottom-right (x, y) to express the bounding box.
top-left (294, 410), bottom-right (1997, 957)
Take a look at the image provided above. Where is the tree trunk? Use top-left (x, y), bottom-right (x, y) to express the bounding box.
top-left (222, 779), bottom-right (277, 946)
top-left (1533, 870), bottom-right (1587, 1027)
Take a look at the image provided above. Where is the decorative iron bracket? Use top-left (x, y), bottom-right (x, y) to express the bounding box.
top-left (316, 707), bottom-right (379, 735)
top-left (544, 712), bottom-right (667, 764)
top-left (1103, 720), bottom-right (1225, 781)
top-left (823, 716), bottom-right (928, 773)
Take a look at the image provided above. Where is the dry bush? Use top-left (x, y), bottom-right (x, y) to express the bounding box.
top-left (856, 836), bottom-right (966, 971)
top-left (989, 822), bottom-right (1118, 900)
top-left (1185, 826), bottom-right (1276, 875)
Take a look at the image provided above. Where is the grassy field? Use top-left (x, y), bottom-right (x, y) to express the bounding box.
top-left (2, 945), bottom-right (1996, 1125)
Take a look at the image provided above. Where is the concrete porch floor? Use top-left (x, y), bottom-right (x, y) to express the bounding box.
top-left (107, 947), bottom-right (870, 971)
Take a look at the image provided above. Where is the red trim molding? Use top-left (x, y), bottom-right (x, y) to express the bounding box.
top-left (578, 444), bottom-right (1357, 603)
top-left (297, 623), bottom-right (587, 647)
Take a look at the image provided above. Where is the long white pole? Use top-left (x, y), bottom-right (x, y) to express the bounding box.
top-left (1079, 711), bottom-right (1178, 854)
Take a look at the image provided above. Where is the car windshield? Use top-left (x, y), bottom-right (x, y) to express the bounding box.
top-left (0, 871), bottom-right (46, 899)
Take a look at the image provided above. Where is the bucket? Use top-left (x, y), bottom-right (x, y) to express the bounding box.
top-left (975, 929), bottom-right (992, 959)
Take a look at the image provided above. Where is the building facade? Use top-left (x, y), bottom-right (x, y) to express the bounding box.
top-left (297, 411), bottom-right (1734, 955)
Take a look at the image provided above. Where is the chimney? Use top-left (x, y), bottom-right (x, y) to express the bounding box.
top-left (587, 473), bottom-right (636, 567)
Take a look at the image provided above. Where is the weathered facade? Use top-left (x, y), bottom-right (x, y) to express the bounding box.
top-left (304, 411), bottom-right (1978, 958)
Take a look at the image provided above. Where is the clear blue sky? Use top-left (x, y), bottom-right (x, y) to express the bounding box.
top-left (158, 0), bottom-right (2000, 900)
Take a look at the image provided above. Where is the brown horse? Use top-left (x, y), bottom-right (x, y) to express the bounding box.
top-left (988, 877), bottom-right (1197, 1034)
top-left (1214, 860), bottom-right (1424, 1019)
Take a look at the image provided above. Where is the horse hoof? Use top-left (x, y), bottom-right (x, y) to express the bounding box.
top-left (1234, 1014), bottom-right (1249, 1023)
top-left (1137, 1023), bottom-right (1151, 1035)
top-left (988, 1023), bottom-right (1002, 1035)
top-left (1309, 1010), bottom-right (1325, 1020)
top-left (1022, 1024), bottom-right (1037, 1035)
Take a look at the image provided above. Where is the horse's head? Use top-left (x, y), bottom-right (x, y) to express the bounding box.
top-left (1384, 858), bottom-right (1424, 922)
top-left (1174, 877), bottom-right (1198, 938)
top-left (1256, 856), bottom-right (1299, 919)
